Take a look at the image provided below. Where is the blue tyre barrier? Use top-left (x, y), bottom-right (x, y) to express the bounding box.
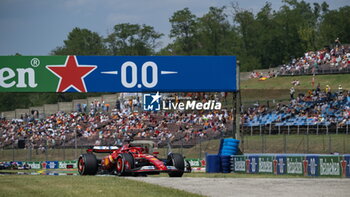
top-left (223, 147), bottom-right (238, 151)
top-left (223, 139), bottom-right (240, 143)
top-left (221, 151), bottom-right (234, 155)
top-left (223, 142), bottom-right (239, 146)
top-left (217, 138), bottom-right (240, 172)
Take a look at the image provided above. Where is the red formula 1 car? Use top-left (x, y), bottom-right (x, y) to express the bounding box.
top-left (78, 140), bottom-right (191, 177)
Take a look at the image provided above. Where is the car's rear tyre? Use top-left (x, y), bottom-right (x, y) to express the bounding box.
top-left (78, 154), bottom-right (98, 175)
top-left (168, 153), bottom-right (185, 177)
top-left (116, 153), bottom-right (134, 176)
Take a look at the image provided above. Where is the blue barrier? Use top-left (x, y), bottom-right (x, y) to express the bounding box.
top-left (206, 154), bottom-right (221, 173)
top-left (275, 155), bottom-right (287, 175)
top-left (248, 155), bottom-right (259, 174)
top-left (44, 161), bottom-right (59, 169)
top-left (221, 155), bottom-right (231, 173)
top-left (344, 155), bottom-right (350, 178)
top-left (305, 155), bottom-right (319, 176)
top-left (209, 153), bottom-right (349, 178)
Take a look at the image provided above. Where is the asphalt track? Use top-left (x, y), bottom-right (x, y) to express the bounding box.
top-left (126, 177), bottom-right (350, 197)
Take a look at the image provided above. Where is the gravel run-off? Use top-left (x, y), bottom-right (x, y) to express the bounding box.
top-left (126, 177), bottom-right (350, 197)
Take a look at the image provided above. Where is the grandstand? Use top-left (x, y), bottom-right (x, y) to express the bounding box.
top-left (0, 95), bottom-right (232, 150)
top-left (277, 44), bottom-right (350, 76)
top-left (248, 44), bottom-right (350, 79)
top-left (242, 87), bottom-right (350, 135)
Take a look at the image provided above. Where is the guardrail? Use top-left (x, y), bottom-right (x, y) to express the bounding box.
top-left (206, 154), bottom-right (350, 178)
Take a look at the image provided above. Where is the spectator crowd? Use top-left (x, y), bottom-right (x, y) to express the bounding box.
top-left (278, 42), bottom-right (350, 76)
top-left (249, 40), bottom-right (350, 79)
top-left (0, 105), bottom-right (232, 150)
top-left (242, 84), bottom-right (350, 127)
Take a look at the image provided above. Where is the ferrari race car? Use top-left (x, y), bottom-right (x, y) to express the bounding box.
top-left (78, 140), bottom-right (191, 177)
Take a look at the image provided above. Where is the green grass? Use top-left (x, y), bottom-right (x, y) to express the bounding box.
top-left (242, 134), bottom-right (350, 154)
top-left (159, 134), bottom-right (350, 159)
top-left (236, 74), bottom-right (350, 105)
top-left (241, 89), bottom-right (290, 103)
top-left (239, 74), bottom-right (350, 103)
top-left (1, 134), bottom-right (349, 161)
top-left (0, 175), bottom-right (202, 197)
top-left (240, 74), bottom-right (350, 90)
top-left (0, 148), bottom-right (89, 161)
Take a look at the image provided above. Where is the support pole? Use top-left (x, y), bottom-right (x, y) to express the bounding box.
top-left (278, 125), bottom-right (281, 135)
top-left (12, 142), bottom-right (15, 161)
top-left (234, 60), bottom-right (241, 141)
top-left (336, 124), bottom-right (338, 135)
top-left (297, 125), bottom-right (300, 135)
top-left (260, 125), bottom-right (262, 136)
top-left (306, 124), bottom-right (309, 153)
top-left (74, 129), bottom-right (77, 159)
top-left (63, 139), bottom-right (66, 161)
top-left (283, 133), bottom-right (287, 153)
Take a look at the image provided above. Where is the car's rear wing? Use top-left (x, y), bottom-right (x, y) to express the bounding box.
top-left (87, 146), bottom-right (119, 153)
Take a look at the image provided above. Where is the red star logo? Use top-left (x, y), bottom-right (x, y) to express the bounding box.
top-left (47, 56), bottom-right (97, 92)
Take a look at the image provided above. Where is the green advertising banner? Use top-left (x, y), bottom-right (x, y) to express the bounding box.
top-left (26, 161), bottom-right (41, 169)
top-left (286, 156), bottom-right (304, 175)
top-left (58, 160), bottom-right (77, 169)
top-left (319, 156), bottom-right (341, 176)
top-left (0, 56), bottom-right (65, 92)
top-left (185, 158), bottom-right (203, 167)
top-left (258, 156), bottom-right (274, 174)
top-left (232, 155), bottom-right (246, 173)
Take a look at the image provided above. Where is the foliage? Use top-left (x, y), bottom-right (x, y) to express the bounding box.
top-left (105, 23), bottom-right (163, 55)
top-left (168, 8), bottom-right (198, 55)
top-left (52, 27), bottom-right (107, 55)
top-left (166, 1), bottom-right (350, 71)
top-left (318, 6), bottom-right (350, 46)
top-left (47, 1), bottom-right (350, 71)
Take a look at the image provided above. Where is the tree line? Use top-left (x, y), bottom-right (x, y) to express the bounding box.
top-left (52, 0), bottom-right (350, 71)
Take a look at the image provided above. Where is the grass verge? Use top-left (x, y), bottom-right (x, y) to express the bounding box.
top-left (240, 74), bottom-right (350, 90)
top-left (0, 175), bottom-right (202, 197)
top-left (1, 134), bottom-right (348, 161)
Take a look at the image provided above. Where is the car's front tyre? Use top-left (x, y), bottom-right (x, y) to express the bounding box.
top-left (167, 153), bottom-right (185, 177)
